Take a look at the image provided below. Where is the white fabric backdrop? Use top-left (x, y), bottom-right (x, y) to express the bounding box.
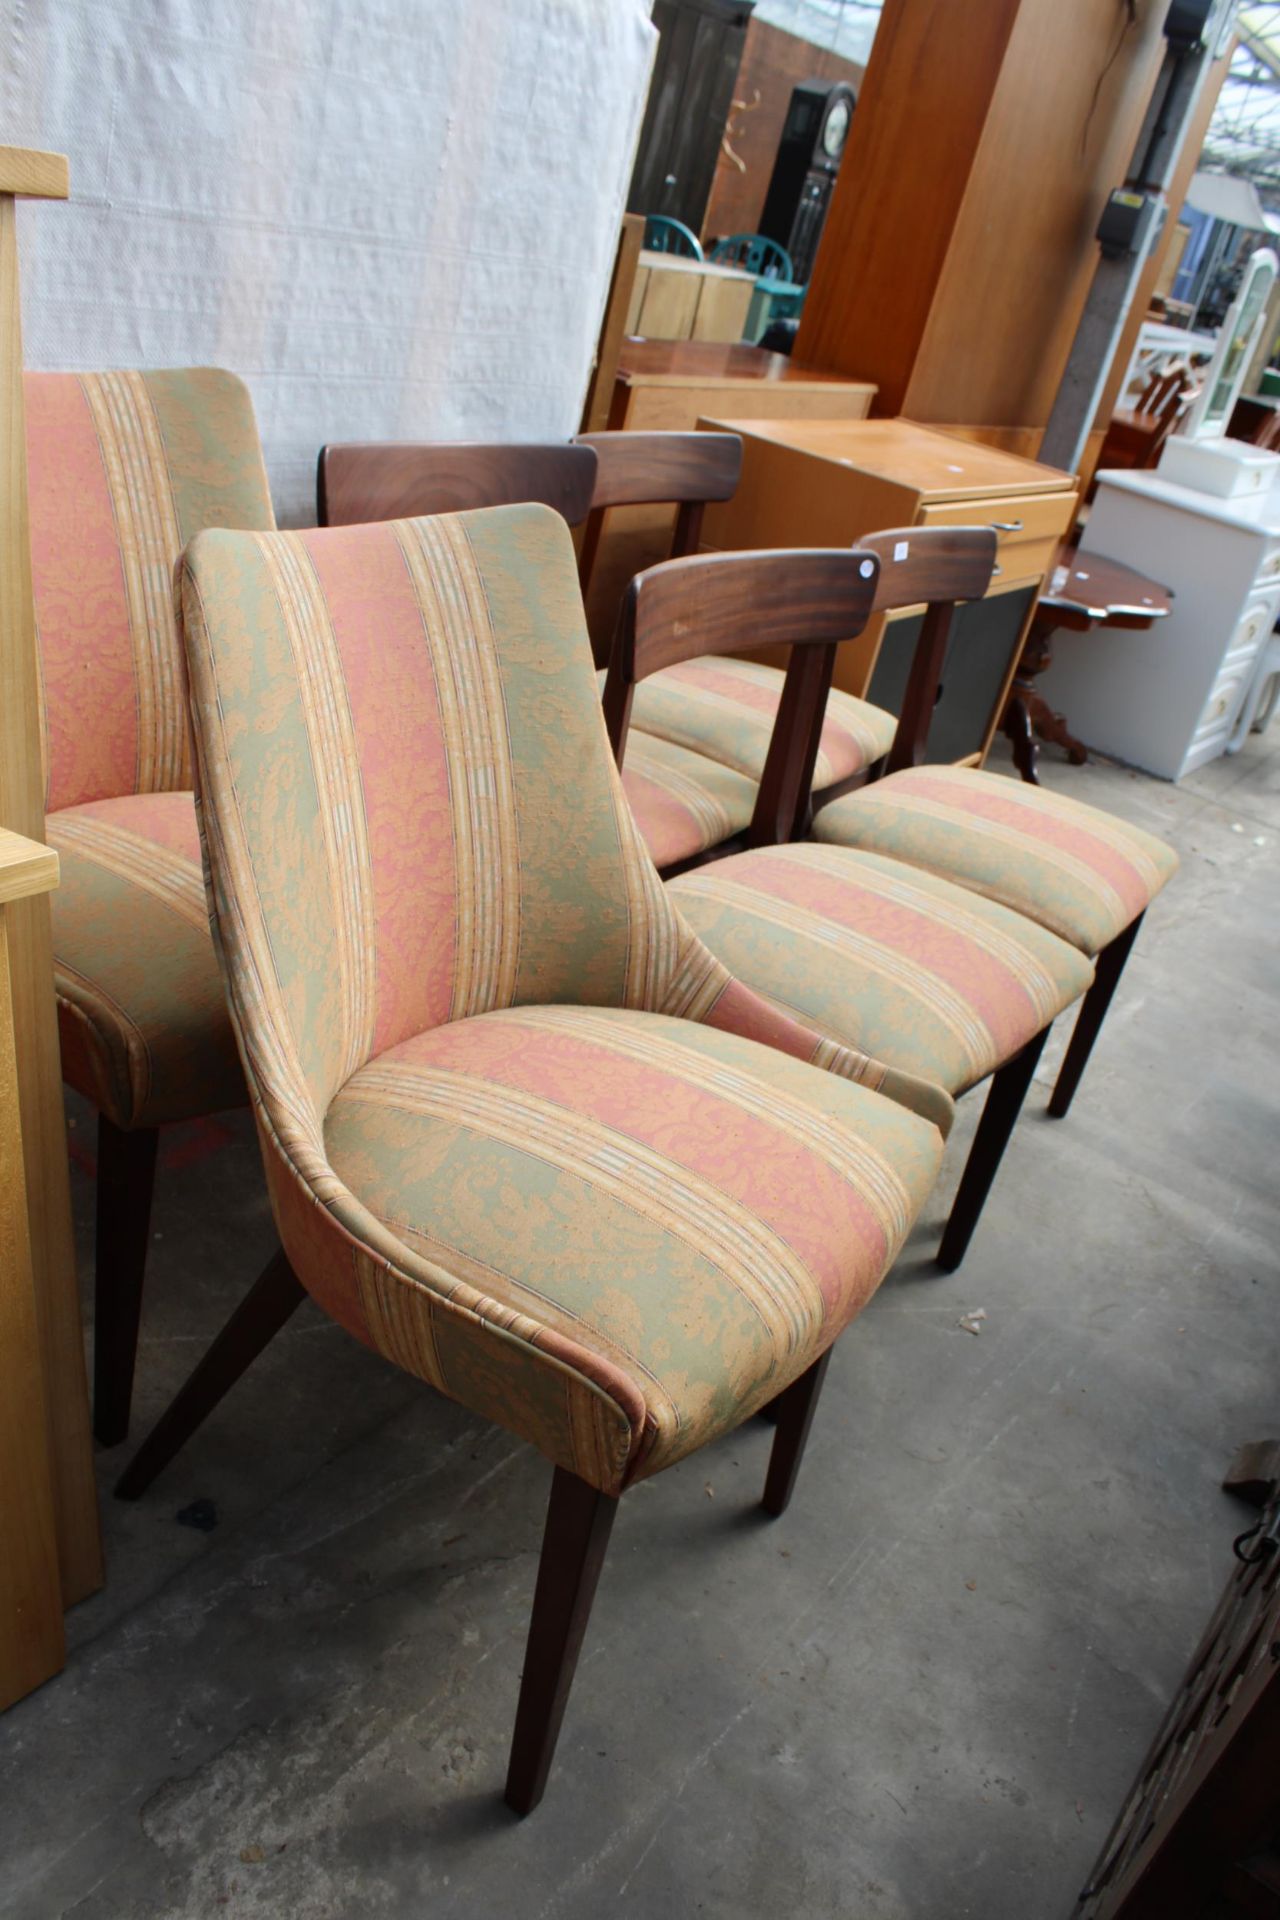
top-left (4, 0), bottom-right (655, 523)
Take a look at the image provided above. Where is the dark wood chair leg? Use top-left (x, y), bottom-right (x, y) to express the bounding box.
top-left (114, 1249), bottom-right (304, 1500)
top-left (94, 1115), bottom-right (160, 1447)
top-left (762, 1349), bottom-right (833, 1518)
top-left (1048, 913), bottom-right (1143, 1120)
top-left (936, 1028), bottom-right (1049, 1273)
top-left (505, 1465), bottom-right (619, 1817)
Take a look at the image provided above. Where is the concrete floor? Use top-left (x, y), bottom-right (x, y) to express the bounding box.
top-left (2, 733), bottom-right (1277, 1920)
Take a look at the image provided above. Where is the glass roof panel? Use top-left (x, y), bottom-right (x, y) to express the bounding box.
top-left (1202, 4), bottom-right (1280, 205)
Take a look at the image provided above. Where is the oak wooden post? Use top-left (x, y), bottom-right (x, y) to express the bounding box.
top-left (0, 829), bottom-right (67, 1707)
top-left (0, 147), bottom-right (103, 1611)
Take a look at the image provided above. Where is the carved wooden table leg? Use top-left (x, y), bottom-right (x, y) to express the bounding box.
top-left (1024, 687), bottom-right (1090, 765)
top-left (1001, 689), bottom-right (1040, 783)
top-left (1001, 609), bottom-right (1090, 782)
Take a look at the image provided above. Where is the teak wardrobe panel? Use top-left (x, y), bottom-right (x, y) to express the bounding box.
top-left (797, 0), bottom-right (1171, 431)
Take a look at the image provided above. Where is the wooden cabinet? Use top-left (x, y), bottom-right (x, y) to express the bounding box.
top-left (626, 0), bottom-right (753, 237)
top-left (624, 252), bottom-right (756, 345)
top-left (696, 417), bottom-right (1078, 761)
top-left (582, 341), bottom-right (876, 647)
top-left (793, 0), bottom-right (1234, 452)
top-left (1038, 469), bottom-right (1280, 781)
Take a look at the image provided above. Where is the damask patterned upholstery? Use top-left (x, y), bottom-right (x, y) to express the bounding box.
top-left (619, 732), bottom-right (758, 870)
top-left (814, 765), bottom-right (1179, 955)
top-left (26, 367), bottom-right (275, 1125)
top-left (669, 843), bottom-right (1094, 1096)
top-left (627, 656), bottom-right (898, 790)
top-left (177, 504), bottom-right (951, 1493)
top-left (46, 794), bottom-right (245, 1129)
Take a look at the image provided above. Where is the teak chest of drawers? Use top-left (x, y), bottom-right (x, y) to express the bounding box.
top-left (582, 342), bottom-right (876, 649)
top-left (697, 417), bottom-right (1078, 764)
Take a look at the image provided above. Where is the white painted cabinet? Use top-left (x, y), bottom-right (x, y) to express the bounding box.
top-left (1037, 469), bottom-right (1280, 780)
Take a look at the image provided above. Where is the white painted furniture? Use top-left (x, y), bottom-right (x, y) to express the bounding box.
top-left (1229, 625), bottom-right (1280, 751)
top-left (1037, 467), bottom-right (1280, 780)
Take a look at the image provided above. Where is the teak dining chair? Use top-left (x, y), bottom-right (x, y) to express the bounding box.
top-left (157, 502), bottom-right (949, 1812)
top-left (609, 533), bottom-right (1095, 1266)
top-left (808, 527), bottom-right (1177, 1120)
top-left (317, 431), bottom-right (815, 875)
top-left (24, 367), bottom-right (282, 1445)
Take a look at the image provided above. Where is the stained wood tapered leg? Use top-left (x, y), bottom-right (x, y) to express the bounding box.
top-left (1048, 914), bottom-right (1143, 1120)
top-left (93, 1115), bottom-right (159, 1447)
top-left (937, 1028), bottom-right (1048, 1273)
top-left (762, 1349), bottom-right (833, 1518)
top-left (114, 1249), bottom-right (303, 1500)
top-left (505, 1465), bottom-right (618, 1816)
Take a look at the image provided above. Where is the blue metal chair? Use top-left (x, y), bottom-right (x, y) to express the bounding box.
top-left (643, 215), bottom-right (704, 260)
top-left (709, 233), bottom-right (794, 281)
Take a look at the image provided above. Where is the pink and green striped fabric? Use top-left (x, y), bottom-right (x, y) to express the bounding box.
top-left (628, 656), bottom-right (898, 790)
top-left (619, 731), bottom-right (759, 869)
top-left (47, 793), bottom-right (246, 1129)
top-left (26, 368), bottom-right (275, 814)
top-left (25, 368), bottom-right (275, 1127)
top-left (669, 843), bottom-right (1094, 1096)
top-left (178, 505), bottom-right (950, 1492)
top-left (814, 765), bottom-right (1179, 955)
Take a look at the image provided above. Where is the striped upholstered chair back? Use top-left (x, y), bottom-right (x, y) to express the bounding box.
top-left (25, 367), bottom-right (275, 812)
top-left (180, 504), bottom-right (948, 1165)
top-left (22, 368), bottom-right (277, 1449)
top-left (179, 505), bottom-right (726, 1139)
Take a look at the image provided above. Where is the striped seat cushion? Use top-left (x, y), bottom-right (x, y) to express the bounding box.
top-left (814, 766), bottom-right (1179, 954)
top-left (621, 731), bottom-right (759, 869)
top-left (629, 657), bottom-right (897, 790)
top-left (323, 1004), bottom-right (943, 1483)
top-left (47, 793), bottom-right (244, 1131)
top-left (669, 845), bottom-right (1094, 1095)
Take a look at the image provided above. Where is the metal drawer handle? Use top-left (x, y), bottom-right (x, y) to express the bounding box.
top-left (988, 519), bottom-right (1024, 533)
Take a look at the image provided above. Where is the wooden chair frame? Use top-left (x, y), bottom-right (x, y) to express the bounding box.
top-left (573, 428), bottom-right (742, 635)
top-left (616, 530), bottom-right (1080, 1270)
top-left (317, 441), bottom-right (599, 531)
top-left (604, 545), bottom-right (882, 866)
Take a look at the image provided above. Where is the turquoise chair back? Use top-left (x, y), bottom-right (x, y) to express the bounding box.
top-left (643, 216), bottom-right (704, 260)
top-left (709, 233), bottom-right (794, 281)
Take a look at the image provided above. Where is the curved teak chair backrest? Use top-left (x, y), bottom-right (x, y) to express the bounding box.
top-left (605, 546), bottom-right (882, 848)
top-left (573, 430), bottom-right (743, 612)
top-left (574, 430), bottom-right (742, 514)
top-left (317, 441), bottom-right (599, 530)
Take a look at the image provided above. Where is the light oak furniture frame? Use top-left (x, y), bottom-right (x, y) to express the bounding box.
top-left (0, 148), bottom-right (102, 1639)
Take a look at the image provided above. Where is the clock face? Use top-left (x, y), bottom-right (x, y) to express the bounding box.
top-left (822, 97), bottom-right (851, 160)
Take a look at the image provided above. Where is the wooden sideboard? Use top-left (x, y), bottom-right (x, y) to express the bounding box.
top-left (697, 417), bottom-right (1079, 763)
top-left (583, 340), bottom-right (876, 647)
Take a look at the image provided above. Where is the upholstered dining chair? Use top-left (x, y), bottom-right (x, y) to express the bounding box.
top-left (625, 517), bottom-right (1180, 1121)
top-left (605, 535), bottom-right (1096, 1267)
top-left (810, 767), bottom-right (1179, 1122)
top-left (155, 502), bottom-right (950, 1812)
top-left (25, 367), bottom-right (281, 1445)
top-left (316, 431), bottom-right (892, 877)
